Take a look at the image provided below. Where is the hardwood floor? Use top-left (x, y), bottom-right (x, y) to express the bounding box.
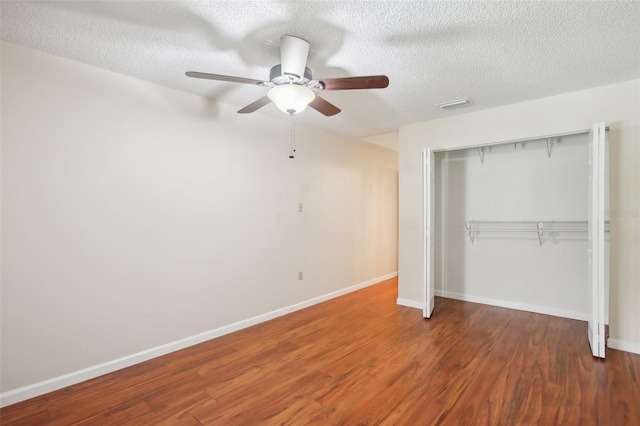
top-left (2, 277), bottom-right (639, 425)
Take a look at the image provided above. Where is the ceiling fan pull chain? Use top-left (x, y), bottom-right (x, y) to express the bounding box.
top-left (289, 118), bottom-right (296, 159)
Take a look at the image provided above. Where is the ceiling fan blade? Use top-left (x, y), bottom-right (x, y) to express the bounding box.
top-left (186, 71), bottom-right (265, 86)
top-left (237, 96), bottom-right (272, 114)
top-left (308, 95), bottom-right (341, 116)
top-left (319, 75), bottom-right (389, 91)
top-left (280, 35), bottom-right (310, 78)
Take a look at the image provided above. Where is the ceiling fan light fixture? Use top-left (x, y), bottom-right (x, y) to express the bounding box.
top-left (268, 84), bottom-right (315, 115)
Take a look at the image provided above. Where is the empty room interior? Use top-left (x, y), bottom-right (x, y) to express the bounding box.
top-left (1, 1), bottom-right (639, 424)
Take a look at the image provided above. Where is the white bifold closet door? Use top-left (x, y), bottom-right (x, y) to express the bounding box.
top-left (423, 148), bottom-right (435, 318)
top-left (588, 122), bottom-right (606, 358)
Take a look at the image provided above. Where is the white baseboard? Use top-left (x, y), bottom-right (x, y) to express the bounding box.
top-left (396, 291), bottom-right (587, 321)
top-left (608, 338), bottom-right (640, 355)
top-left (0, 272), bottom-right (397, 408)
top-left (434, 289), bottom-right (589, 322)
top-left (396, 298), bottom-right (424, 310)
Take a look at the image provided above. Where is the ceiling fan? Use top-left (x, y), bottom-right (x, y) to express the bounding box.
top-left (186, 35), bottom-right (389, 117)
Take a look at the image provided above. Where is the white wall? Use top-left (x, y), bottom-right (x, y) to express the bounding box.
top-left (0, 42), bottom-right (398, 397)
top-left (399, 79), bottom-right (640, 354)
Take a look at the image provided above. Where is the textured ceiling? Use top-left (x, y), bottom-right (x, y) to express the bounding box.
top-left (1, 1), bottom-right (639, 144)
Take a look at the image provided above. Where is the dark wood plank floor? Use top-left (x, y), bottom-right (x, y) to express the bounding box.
top-left (2, 277), bottom-right (639, 425)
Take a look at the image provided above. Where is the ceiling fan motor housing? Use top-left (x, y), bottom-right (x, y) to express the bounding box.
top-left (270, 65), bottom-right (313, 85)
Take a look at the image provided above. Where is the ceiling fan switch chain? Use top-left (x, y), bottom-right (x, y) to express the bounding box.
top-left (289, 119), bottom-right (296, 159)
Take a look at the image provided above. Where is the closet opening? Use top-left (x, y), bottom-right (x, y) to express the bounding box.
top-left (422, 124), bottom-right (609, 358)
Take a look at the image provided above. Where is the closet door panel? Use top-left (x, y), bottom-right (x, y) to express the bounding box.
top-left (423, 148), bottom-right (435, 318)
top-left (587, 122), bottom-right (606, 358)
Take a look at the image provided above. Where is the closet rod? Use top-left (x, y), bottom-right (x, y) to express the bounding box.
top-left (464, 220), bottom-right (610, 245)
top-left (465, 220), bottom-right (608, 224)
top-left (464, 220), bottom-right (610, 229)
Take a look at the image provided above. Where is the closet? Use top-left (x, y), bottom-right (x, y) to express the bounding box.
top-left (422, 123), bottom-right (609, 358)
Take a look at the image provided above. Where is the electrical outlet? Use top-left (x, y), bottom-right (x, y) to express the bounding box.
top-left (298, 203), bottom-right (303, 213)
top-left (298, 271), bottom-right (303, 280)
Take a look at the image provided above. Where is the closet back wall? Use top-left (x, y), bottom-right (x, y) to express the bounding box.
top-left (434, 135), bottom-right (595, 320)
top-left (0, 41), bottom-right (399, 396)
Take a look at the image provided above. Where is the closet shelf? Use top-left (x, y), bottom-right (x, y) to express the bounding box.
top-left (463, 220), bottom-right (610, 245)
top-left (476, 137), bottom-right (558, 164)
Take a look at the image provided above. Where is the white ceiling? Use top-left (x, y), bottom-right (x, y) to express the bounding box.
top-left (1, 1), bottom-right (639, 144)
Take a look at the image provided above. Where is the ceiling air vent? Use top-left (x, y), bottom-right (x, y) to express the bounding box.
top-left (437, 98), bottom-right (471, 110)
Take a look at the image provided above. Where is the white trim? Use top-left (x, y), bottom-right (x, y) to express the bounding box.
top-left (607, 338), bottom-right (640, 355)
top-left (0, 272), bottom-right (397, 408)
top-left (435, 289), bottom-right (588, 321)
top-left (396, 298), bottom-right (424, 310)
